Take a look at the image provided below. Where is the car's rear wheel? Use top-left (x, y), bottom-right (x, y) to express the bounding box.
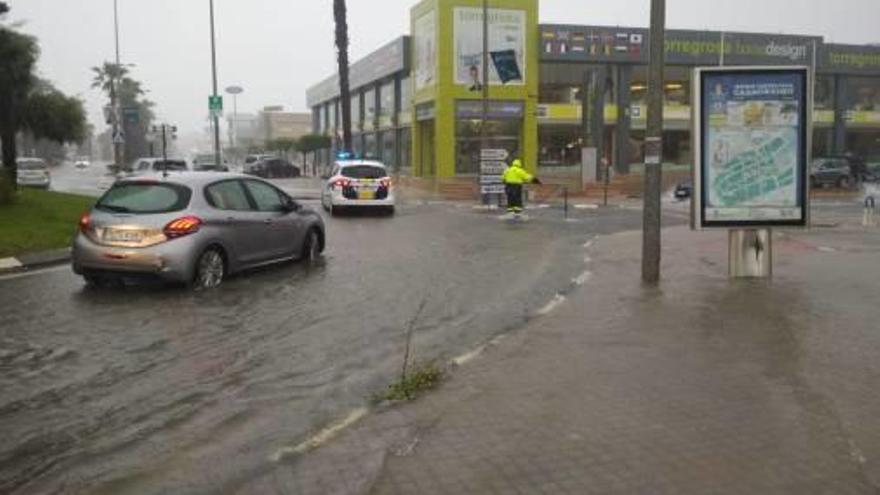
top-left (192, 247), bottom-right (225, 290)
top-left (301, 229), bottom-right (322, 262)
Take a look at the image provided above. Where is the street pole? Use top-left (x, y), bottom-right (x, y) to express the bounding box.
top-left (209, 0), bottom-right (221, 168)
top-left (480, 0), bottom-right (490, 204)
top-left (112, 0), bottom-right (123, 173)
top-left (642, 0), bottom-right (666, 284)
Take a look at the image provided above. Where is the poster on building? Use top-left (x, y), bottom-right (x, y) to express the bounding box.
top-left (454, 7), bottom-right (526, 87)
top-left (694, 67), bottom-right (810, 228)
top-left (414, 10), bottom-right (437, 90)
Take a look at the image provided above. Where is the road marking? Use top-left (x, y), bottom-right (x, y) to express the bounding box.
top-left (270, 407), bottom-right (369, 462)
top-left (453, 346), bottom-right (486, 366)
top-left (573, 270), bottom-right (593, 286)
top-left (0, 258), bottom-right (23, 271)
top-left (536, 294), bottom-right (566, 316)
top-left (0, 264), bottom-right (68, 282)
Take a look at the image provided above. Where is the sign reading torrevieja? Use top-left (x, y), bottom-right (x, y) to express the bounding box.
top-left (693, 67), bottom-right (811, 228)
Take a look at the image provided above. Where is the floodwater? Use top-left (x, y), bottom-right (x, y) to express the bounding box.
top-left (1, 201), bottom-right (638, 494)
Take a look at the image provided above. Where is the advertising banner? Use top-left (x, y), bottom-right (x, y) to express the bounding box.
top-left (414, 11), bottom-right (437, 90)
top-left (454, 8), bottom-right (526, 87)
top-left (694, 67), bottom-right (810, 228)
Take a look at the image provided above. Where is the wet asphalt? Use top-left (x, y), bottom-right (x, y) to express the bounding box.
top-left (1, 162), bottom-right (871, 494)
top-left (1, 164), bottom-right (662, 494)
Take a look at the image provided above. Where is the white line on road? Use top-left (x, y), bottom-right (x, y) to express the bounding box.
top-left (270, 407), bottom-right (369, 462)
top-left (573, 270), bottom-right (593, 286)
top-left (536, 294), bottom-right (567, 316)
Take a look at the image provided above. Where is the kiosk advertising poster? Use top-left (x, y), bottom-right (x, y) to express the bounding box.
top-left (693, 67), bottom-right (811, 228)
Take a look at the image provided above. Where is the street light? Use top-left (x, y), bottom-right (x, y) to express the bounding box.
top-left (225, 85), bottom-right (244, 150)
top-left (209, 0), bottom-right (221, 168)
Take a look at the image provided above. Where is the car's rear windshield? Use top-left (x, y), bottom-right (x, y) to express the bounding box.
top-left (95, 182), bottom-right (192, 214)
top-left (341, 165), bottom-right (386, 179)
top-left (151, 160), bottom-right (187, 171)
top-left (18, 160), bottom-right (47, 170)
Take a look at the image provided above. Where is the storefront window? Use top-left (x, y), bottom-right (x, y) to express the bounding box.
top-left (380, 81), bottom-right (395, 126)
top-left (318, 106), bottom-right (326, 134)
top-left (400, 77), bottom-right (412, 114)
top-left (455, 119), bottom-right (521, 174)
top-left (364, 132), bottom-right (378, 159)
top-left (846, 76), bottom-right (880, 111)
top-left (540, 85), bottom-right (582, 104)
top-left (365, 87), bottom-right (378, 129)
top-left (398, 128), bottom-right (411, 170)
top-left (539, 126), bottom-right (583, 168)
top-left (350, 93), bottom-right (362, 130)
top-left (380, 131), bottom-right (396, 168)
top-left (328, 101), bottom-right (337, 132)
top-left (815, 76), bottom-right (834, 110)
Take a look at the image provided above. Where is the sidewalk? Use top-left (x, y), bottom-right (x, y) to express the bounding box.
top-left (245, 225), bottom-right (880, 495)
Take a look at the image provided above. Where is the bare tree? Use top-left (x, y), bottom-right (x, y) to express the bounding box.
top-left (333, 0), bottom-right (352, 153)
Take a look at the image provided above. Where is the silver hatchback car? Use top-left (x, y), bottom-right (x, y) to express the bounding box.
top-left (72, 172), bottom-right (325, 288)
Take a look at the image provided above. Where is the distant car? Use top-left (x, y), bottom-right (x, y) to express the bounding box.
top-left (245, 158), bottom-right (301, 179)
top-left (321, 160), bottom-right (395, 215)
top-left (192, 154), bottom-right (230, 172)
top-left (16, 158), bottom-right (51, 189)
top-left (674, 179), bottom-right (693, 200)
top-left (245, 154), bottom-right (274, 166)
top-left (74, 158), bottom-right (91, 169)
top-left (72, 172), bottom-right (325, 289)
top-left (129, 158), bottom-right (189, 176)
top-left (811, 157), bottom-right (855, 189)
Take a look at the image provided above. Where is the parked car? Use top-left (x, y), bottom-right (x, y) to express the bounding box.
top-left (74, 157), bottom-right (91, 169)
top-left (245, 157), bottom-right (301, 178)
top-left (128, 158), bottom-right (190, 176)
top-left (72, 172), bottom-right (325, 289)
top-left (192, 154), bottom-right (230, 172)
top-left (321, 160), bottom-right (395, 215)
top-left (16, 158), bottom-right (51, 189)
top-left (674, 179), bottom-right (693, 200)
top-left (810, 157), bottom-right (856, 189)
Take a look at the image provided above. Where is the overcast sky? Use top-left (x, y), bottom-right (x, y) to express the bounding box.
top-left (7, 0), bottom-right (879, 136)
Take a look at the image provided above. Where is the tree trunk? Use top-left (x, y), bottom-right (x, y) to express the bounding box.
top-left (333, 0), bottom-right (352, 153)
top-left (1, 128), bottom-right (18, 187)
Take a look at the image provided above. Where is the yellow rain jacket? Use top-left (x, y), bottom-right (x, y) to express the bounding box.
top-left (501, 159), bottom-right (533, 185)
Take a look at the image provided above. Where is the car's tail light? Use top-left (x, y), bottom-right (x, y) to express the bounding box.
top-left (333, 179), bottom-right (351, 189)
top-left (379, 178), bottom-right (392, 189)
top-left (78, 211), bottom-right (91, 232)
top-left (163, 216), bottom-right (202, 239)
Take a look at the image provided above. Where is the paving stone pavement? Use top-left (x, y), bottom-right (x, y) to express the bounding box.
top-left (241, 226), bottom-right (880, 495)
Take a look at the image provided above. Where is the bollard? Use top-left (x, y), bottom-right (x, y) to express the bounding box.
top-left (864, 196), bottom-right (876, 227)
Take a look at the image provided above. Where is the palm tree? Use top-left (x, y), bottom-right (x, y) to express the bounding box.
top-left (333, 0), bottom-right (352, 153)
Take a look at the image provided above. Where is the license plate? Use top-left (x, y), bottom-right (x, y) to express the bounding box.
top-left (103, 229), bottom-right (144, 243)
top-left (357, 190), bottom-right (374, 200)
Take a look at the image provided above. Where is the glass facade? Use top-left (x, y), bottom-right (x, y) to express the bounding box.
top-left (539, 125), bottom-right (582, 168)
top-left (455, 119), bottom-right (522, 174)
top-left (380, 81), bottom-right (395, 127)
top-left (365, 87), bottom-right (377, 129)
top-left (350, 93), bottom-right (362, 130)
top-left (847, 77), bottom-right (880, 111)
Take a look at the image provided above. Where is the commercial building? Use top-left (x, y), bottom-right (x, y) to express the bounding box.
top-left (306, 0), bottom-right (880, 180)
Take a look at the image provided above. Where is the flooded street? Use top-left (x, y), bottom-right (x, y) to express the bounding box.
top-left (0, 196), bottom-right (650, 494)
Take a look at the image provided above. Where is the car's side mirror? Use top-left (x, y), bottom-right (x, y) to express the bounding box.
top-left (282, 197), bottom-right (300, 212)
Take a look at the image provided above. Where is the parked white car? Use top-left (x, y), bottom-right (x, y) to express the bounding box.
top-left (16, 158), bottom-right (51, 189)
top-left (321, 160), bottom-right (395, 215)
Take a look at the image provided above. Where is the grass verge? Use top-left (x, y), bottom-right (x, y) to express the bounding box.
top-left (0, 188), bottom-right (94, 258)
top-left (374, 362), bottom-right (444, 404)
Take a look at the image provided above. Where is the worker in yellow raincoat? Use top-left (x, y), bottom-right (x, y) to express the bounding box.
top-left (501, 158), bottom-right (540, 214)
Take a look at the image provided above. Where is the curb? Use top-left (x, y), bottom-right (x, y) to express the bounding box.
top-left (0, 248), bottom-right (71, 276)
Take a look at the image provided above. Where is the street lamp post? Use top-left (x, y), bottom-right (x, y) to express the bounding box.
top-left (209, 0), bottom-right (221, 168)
top-left (225, 85), bottom-right (244, 150)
